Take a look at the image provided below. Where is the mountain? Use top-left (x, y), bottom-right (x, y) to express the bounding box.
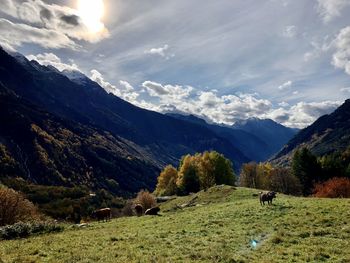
top-left (0, 83), bottom-right (160, 195)
top-left (167, 114), bottom-right (297, 161)
top-left (232, 117), bottom-right (298, 157)
top-left (0, 47), bottom-right (249, 193)
top-left (272, 99), bottom-right (350, 165)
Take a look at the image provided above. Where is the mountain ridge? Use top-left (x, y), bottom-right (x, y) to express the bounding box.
top-left (271, 99), bottom-right (350, 165)
top-left (166, 113), bottom-right (297, 161)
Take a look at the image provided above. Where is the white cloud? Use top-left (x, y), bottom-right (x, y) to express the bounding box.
top-left (142, 81), bottom-right (192, 100)
top-left (283, 25), bottom-right (297, 38)
top-left (26, 53), bottom-right (80, 72)
top-left (144, 44), bottom-right (174, 59)
top-left (267, 101), bottom-right (341, 128)
top-left (278, 80), bottom-right (293, 90)
top-left (0, 0), bottom-right (109, 50)
top-left (332, 26), bottom-right (350, 75)
top-left (140, 81), bottom-right (273, 125)
top-left (90, 70), bottom-right (139, 103)
top-left (278, 101), bottom-right (289, 107)
top-left (0, 18), bottom-right (80, 50)
top-left (303, 37), bottom-right (333, 62)
top-left (317, 0), bottom-right (350, 23)
top-left (340, 87), bottom-right (350, 93)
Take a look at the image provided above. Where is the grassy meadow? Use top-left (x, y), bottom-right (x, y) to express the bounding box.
top-left (1, 186), bottom-right (350, 263)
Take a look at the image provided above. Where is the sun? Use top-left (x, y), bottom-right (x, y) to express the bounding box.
top-left (77, 0), bottom-right (105, 33)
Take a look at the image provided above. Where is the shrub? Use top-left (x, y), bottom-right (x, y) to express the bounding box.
top-left (134, 190), bottom-right (156, 211)
top-left (0, 187), bottom-right (40, 226)
top-left (0, 221), bottom-right (63, 240)
top-left (313, 177), bottom-right (350, 198)
top-left (121, 200), bottom-right (134, 217)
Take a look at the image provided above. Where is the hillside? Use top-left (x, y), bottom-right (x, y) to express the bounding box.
top-left (0, 48), bottom-right (248, 172)
top-left (1, 186), bottom-right (350, 262)
top-left (272, 99), bottom-right (350, 165)
top-left (0, 84), bottom-right (160, 194)
top-left (0, 47), bottom-right (251, 194)
top-left (167, 114), bottom-right (297, 161)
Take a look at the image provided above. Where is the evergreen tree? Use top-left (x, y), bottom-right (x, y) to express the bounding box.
top-left (292, 148), bottom-right (321, 195)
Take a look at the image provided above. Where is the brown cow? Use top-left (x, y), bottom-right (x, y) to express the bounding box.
top-left (259, 191), bottom-right (276, 205)
top-left (91, 208), bottom-right (111, 222)
top-left (134, 204), bottom-right (143, 216)
top-left (145, 206), bottom-right (160, 216)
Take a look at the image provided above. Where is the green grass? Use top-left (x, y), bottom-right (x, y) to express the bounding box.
top-left (1, 186), bottom-right (350, 262)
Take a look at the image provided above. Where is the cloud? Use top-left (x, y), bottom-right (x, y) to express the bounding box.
top-left (332, 26), bottom-right (350, 75)
top-left (340, 87), bottom-right (350, 93)
top-left (0, 0), bottom-right (109, 50)
top-left (142, 81), bottom-right (192, 99)
top-left (90, 70), bottom-right (139, 103)
top-left (144, 44), bottom-right (174, 59)
top-left (278, 80), bottom-right (293, 90)
top-left (26, 53), bottom-right (80, 72)
top-left (140, 80), bottom-right (272, 125)
top-left (278, 101), bottom-right (289, 107)
top-left (283, 25), bottom-right (297, 38)
top-left (0, 18), bottom-right (80, 50)
top-left (267, 101), bottom-right (341, 128)
top-left (317, 0), bottom-right (350, 23)
top-left (303, 37), bottom-right (333, 62)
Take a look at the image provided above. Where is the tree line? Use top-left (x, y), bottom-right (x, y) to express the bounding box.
top-left (240, 147), bottom-right (350, 197)
top-left (155, 151), bottom-right (235, 196)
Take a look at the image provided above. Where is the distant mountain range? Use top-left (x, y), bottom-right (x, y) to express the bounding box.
top-left (0, 47), bottom-right (298, 193)
top-left (271, 99), bottom-right (350, 165)
top-left (167, 114), bottom-right (298, 162)
top-left (0, 47), bottom-right (244, 193)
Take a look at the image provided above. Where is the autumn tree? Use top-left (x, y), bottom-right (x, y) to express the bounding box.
top-left (154, 165), bottom-right (178, 196)
top-left (176, 155), bottom-right (200, 195)
top-left (267, 167), bottom-right (302, 195)
top-left (240, 162), bottom-right (258, 188)
top-left (0, 187), bottom-right (39, 226)
top-left (134, 189), bottom-right (156, 211)
top-left (313, 177), bottom-right (350, 198)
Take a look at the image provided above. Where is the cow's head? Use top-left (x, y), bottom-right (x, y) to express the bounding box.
top-left (268, 191), bottom-right (277, 199)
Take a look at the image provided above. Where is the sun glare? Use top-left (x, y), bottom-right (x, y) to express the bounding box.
top-left (77, 0), bottom-right (105, 33)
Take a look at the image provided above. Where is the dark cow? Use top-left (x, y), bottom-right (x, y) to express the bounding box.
top-left (259, 191), bottom-right (276, 205)
top-left (91, 208), bottom-right (111, 222)
top-left (134, 204), bottom-right (143, 217)
top-left (145, 206), bottom-right (160, 216)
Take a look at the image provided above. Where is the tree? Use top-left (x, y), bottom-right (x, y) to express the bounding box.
top-left (313, 177), bottom-right (350, 198)
top-left (209, 151), bottom-right (235, 186)
top-left (292, 148), bottom-right (321, 195)
top-left (0, 187), bottom-right (39, 226)
top-left (176, 155), bottom-right (200, 195)
top-left (267, 167), bottom-right (302, 195)
top-left (154, 165), bottom-right (178, 196)
top-left (240, 162), bottom-right (258, 188)
top-left (197, 152), bottom-right (215, 190)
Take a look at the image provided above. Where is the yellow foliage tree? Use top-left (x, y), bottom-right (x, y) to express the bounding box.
top-left (154, 165), bottom-right (178, 196)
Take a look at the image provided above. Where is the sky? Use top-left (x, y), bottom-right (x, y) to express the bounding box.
top-left (1, 0), bottom-right (350, 128)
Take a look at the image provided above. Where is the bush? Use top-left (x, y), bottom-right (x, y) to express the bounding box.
top-left (0, 221), bottom-right (63, 240)
top-left (313, 177), bottom-right (350, 198)
top-left (134, 190), bottom-right (156, 211)
top-left (121, 200), bottom-right (134, 217)
top-left (0, 187), bottom-right (40, 226)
